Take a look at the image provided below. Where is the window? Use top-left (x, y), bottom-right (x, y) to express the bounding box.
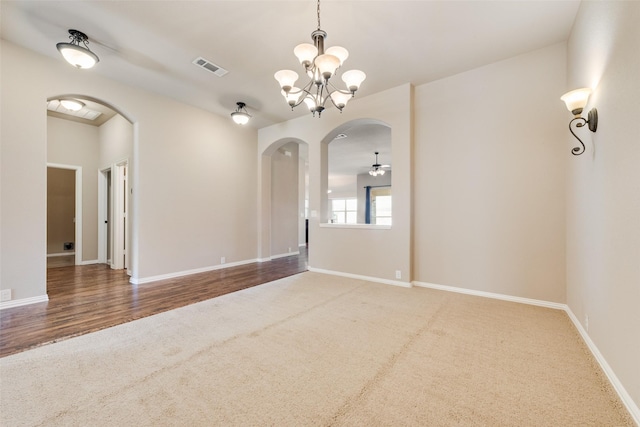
top-left (331, 198), bottom-right (357, 224)
top-left (371, 188), bottom-right (392, 225)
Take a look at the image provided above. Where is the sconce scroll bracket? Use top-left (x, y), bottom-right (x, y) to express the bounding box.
top-left (568, 108), bottom-right (598, 156)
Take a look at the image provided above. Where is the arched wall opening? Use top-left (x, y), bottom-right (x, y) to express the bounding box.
top-left (46, 94), bottom-right (137, 280)
top-left (258, 137), bottom-right (309, 261)
top-left (257, 83), bottom-right (413, 285)
top-left (320, 118), bottom-right (392, 225)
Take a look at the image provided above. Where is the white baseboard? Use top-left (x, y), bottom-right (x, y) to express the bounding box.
top-left (257, 257), bottom-right (271, 263)
top-left (412, 281), bottom-right (566, 310)
top-left (413, 280), bottom-right (639, 424)
top-left (307, 267), bottom-right (411, 288)
top-left (47, 252), bottom-right (75, 258)
top-left (564, 307), bottom-right (640, 425)
top-left (80, 259), bottom-right (99, 265)
top-left (130, 258), bottom-right (259, 285)
top-left (270, 251), bottom-right (300, 260)
top-left (0, 294), bottom-right (49, 310)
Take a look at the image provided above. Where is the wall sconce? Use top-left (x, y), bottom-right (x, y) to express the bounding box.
top-left (560, 88), bottom-right (598, 155)
top-left (230, 102), bottom-right (251, 125)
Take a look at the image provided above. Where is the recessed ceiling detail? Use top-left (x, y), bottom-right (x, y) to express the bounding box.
top-left (192, 57), bottom-right (228, 77)
top-left (47, 100), bottom-right (102, 120)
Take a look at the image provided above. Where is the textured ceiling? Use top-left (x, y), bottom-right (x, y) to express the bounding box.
top-left (1, 1), bottom-right (580, 193)
top-left (1, 0), bottom-right (580, 130)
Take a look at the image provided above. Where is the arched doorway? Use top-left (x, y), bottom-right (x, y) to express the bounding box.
top-left (46, 94), bottom-right (136, 277)
top-left (258, 138), bottom-right (309, 262)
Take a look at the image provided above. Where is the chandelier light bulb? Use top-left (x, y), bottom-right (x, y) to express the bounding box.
top-left (282, 88), bottom-right (303, 106)
top-left (342, 70), bottom-right (367, 92)
top-left (304, 96), bottom-right (318, 112)
top-left (325, 46), bottom-right (349, 66)
top-left (314, 54), bottom-right (340, 80)
top-left (274, 70), bottom-right (299, 92)
top-left (330, 91), bottom-right (352, 109)
top-left (294, 43), bottom-right (318, 66)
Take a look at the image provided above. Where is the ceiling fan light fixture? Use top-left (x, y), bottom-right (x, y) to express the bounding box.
top-left (369, 151), bottom-right (388, 177)
top-left (56, 29), bottom-right (99, 69)
top-left (59, 99), bottom-right (85, 111)
top-left (231, 102), bottom-right (251, 125)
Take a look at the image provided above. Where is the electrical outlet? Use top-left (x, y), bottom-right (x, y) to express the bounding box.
top-left (220, 257), bottom-right (226, 264)
top-left (395, 270), bottom-right (402, 280)
top-left (585, 314), bottom-right (589, 332)
top-left (288, 247), bottom-right (291, 253)
top-left (0, 289), bottom-right (12, 302)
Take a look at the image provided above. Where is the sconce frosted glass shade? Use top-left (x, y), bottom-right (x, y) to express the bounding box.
top-left (342, 70), bottom-right (366, 92)
top-left (325, 46), bottom-right (349, 66)
top-left (274, 70), bottom-right (299, 91)
top-left (294, 43), bottom-right (318, 66)
top-left (56, 43), bottom-right (99, 69)
top-left (561, 88), bottom-right (591, 115)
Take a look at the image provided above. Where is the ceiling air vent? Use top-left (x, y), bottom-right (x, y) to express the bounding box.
top-left (192, 56), bottom-right (228, 77)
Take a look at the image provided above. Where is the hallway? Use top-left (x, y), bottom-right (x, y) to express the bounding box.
top-left (0, 249), bottom-right (308, 358)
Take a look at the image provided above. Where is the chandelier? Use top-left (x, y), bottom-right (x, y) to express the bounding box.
top-left (274, 0), bottom-right (366, 117)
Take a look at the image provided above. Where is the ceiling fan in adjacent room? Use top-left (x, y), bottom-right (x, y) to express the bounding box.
top-left (369, 152), bottom-right (390, 177)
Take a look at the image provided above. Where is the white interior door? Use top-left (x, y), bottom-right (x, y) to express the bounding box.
top-left (112, 161), bottom-right (128, 270)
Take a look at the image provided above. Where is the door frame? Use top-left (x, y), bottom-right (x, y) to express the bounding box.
top-left (98, 159), bottom-right (128, 271)
top-left (98, 167), bottom-right (111, 265)
top-left (113, 160), bottom-right (128, 271)
top-left (47, 163), bottom-right (82, 266)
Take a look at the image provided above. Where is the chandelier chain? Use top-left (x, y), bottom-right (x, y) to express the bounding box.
top-left (317, 0), bottom-right (321, 30)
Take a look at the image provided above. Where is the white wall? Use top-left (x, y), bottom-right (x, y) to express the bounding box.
top-left (298, 144), bottom-right (308, 247)
top-left (259, 85), bottom-right (413, 283)
top-left (0, 40), bottom-right (258, 301)
top-left (99, 114), bottom-right (133, 169)
top-left (566, 0), bottom-right (640, 414)
top-left (271, 142), bottom-right (299, 257)
top-left (413, 43), bottom-right (567, 303)
top-left (47, 117), bottom-right (101, 261)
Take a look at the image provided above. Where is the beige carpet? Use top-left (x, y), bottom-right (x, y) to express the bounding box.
top-left (0, 272), bottom-right (634, 426)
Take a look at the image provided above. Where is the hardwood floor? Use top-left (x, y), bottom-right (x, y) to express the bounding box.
top-left (0, 248), bottom-right (308, 358)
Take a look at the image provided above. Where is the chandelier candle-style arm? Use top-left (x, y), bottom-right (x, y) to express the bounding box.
top-left (274, 0), bottom-right (366, 117)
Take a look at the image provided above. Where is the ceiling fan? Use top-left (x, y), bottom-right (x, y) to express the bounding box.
top-left (369, 152), bottom-right (390, 176)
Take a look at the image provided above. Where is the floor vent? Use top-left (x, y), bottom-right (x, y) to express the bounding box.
top-left (192, 57), bottom-right (228, 77)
